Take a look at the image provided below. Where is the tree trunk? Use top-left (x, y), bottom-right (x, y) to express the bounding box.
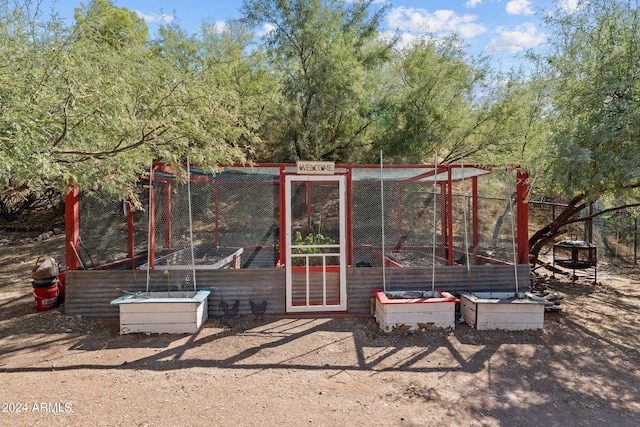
top-left (529, 194), bottom-right (640, 262)
top-left (491, 192), bottom-right (516, 246)
top-left (528, 195), bottom-right (586, 259)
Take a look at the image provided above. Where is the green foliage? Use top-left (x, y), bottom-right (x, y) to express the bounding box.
top-left (0, 0), bottom-right (548, 201)
top-left (537, 0), bottom-right (640, 201)
top-left (0, 0), bottom-right (249, 201)
top-left (197, 19), bottom-right (275, 161)
top-left (373, 36), bottom-right (482, 163)
top-left (292, 231), bottom-right (336, 266)
top-left (294, 230), bottom-right (335, 247)
top-left (9, 0), bottom-right (635, 219)
top-left (241, 0), bottom-right (393, 162)
top-left (73, 0), bottom-right (148, 49)
top-left (525, 0), bottom-right (640, 257)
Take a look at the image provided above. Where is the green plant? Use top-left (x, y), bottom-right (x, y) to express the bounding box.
top-left (292, 231), bottom-right (336, 266)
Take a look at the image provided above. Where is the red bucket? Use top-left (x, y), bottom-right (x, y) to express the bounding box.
top-left (33, 283), bottom-right (59, 312)
top-left (57, 272), bottom-right (66, 305)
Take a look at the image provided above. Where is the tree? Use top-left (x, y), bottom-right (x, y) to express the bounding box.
top-left (373, 36), bottom-right (489, 163)
top-left (73, 0), bottom-right (148, 49)
top-left (197, 19), bottom-right (274, 161)
top-left (240, 0), bottom-right (392, 162)
top-left (367, 33), bottom-right (550, 167)
top-left (527, 0), bottom-right (640, 259)
top-left (0, 0), bottom-right (249, 201)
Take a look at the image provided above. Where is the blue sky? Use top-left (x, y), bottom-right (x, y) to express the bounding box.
top-left (49, 0), bottom-right (581, 70)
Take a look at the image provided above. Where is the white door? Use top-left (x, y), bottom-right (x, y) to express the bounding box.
top-left (285, 175), bottom-right (347, 312)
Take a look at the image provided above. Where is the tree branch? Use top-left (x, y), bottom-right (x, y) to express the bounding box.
top-left (0, 185), bottom-right (30, 198)
top-left (51, 126), bottom-right (167, 157)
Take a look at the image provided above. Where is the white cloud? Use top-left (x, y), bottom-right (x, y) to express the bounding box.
top-left (465, 0), bottom-right (483, 8)
top-left (135, 11), bottom-right (174, 24)
top-left (558, 0), bottom-right (583, 13)
top-left (505, 0), bottom-right (534, 16)
top-left (387, 6), bottom-right (487, 39)
top-left (486, 23), bottom-right (546, 53)
top-left (379, 30), bottom-right (468, 54)
top-left (378, 31), bottom-right (432, 51)
top-left (258, 23), bottom-right (276, 37)
top-left (203, 20), bottom-right (227, 35)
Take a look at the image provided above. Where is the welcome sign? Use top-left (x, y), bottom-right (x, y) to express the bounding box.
top-left (296, 161), bottom-right (335, 175)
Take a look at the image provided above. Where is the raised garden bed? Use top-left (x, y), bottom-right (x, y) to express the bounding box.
top-left (460, 291), bottom-right (551, 330)
top-left (110, 290), bottom-right (210, 334)
top-left (372, 290), bottom-right (460, 332)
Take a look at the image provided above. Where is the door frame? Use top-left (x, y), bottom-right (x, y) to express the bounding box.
top-left (284, 174), bottom-right (347, 312)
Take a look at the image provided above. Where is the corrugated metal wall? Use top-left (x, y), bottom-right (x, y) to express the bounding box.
top-left (65, 269), bottom-right (285, 318)
top-left (346, 264), bottom-right (530, 313)
top-left (65, 265), bottom-right (530, 318)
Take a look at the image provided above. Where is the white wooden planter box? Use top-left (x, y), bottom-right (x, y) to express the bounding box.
top-left (111, 290), bottom-right (210, 334)
top-left (372, 290), bottom-right (460, 332)
top-left (140, 247), bottom-right (244, 270)
top-left (460, 292), bottom-right (550, 330)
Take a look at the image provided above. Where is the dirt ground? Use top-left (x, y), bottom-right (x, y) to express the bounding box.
top-left (1, 232), bottom-right (639, 427)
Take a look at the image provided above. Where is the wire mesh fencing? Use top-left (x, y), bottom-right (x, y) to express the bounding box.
top-left (529, 199), bottom-right (640, 265)
top-left (77, 193), bottom-right (137, 269)
top-left (75, 164), bottom-right (528, 279)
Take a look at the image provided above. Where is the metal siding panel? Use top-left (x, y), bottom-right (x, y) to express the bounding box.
top-left (66, 264), bottom-right (529, 317)
top-left (347, 264), bottom-right (530, 314)
top-left (66, 269), bottom-right (286, 318)
top-left (199, 269), bottom-right (285, 317)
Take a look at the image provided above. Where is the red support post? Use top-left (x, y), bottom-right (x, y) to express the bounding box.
top-left (346, 170), bottom-right (353, 266)
top-left (127, 198), bottom-right (135, 269)
top-left (439, 182), bottom-right (447, 265)
top-left (396, 184), bottom-right (402, 249)
top-left (214, 180), bottom-right (220, 248)
top-left (278, 166), bottom-right (286, 267)
top-left (472, 176), bottom-right (479, 265)
top-left (148, 168), bottom-right (156, 270)
top-left (447, 167), bottom-right (454, 265)
top-left (516, 170), bottom-right (530, 264)
top-left (65, 186), bottom-right (80, 271)
top-left (306, 181), bottom-right (312, 231)
top-left (164, 183), bottom-right (172, 249)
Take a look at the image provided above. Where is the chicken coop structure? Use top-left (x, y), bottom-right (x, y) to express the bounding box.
top-left (64, 162), bottom-right (531, 319)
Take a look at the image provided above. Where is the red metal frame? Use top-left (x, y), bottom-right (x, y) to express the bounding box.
top-left (148, 167), bottom-right (156, 269)
top-left (214, 180), bottom-right (220, 247)
top-left (516, 170), bottom-right (530, 264)
top-left (65, 186), bottom-right (80, 271)
top-left (371, 250), bottom-right (403, 267)
top-left (446, 168), bottom-right (454, 265)
top-left (440, 182), bottom-right (447, 265)
top-left (163, 183), bottom-right (172, 249)
top-left (395, 184), bottom-right (402, 249)
top-left (127, 198), bottom-right (135, 269)
top-left (346, 169), bottom-right (353, 266)
top-left (65, 163), bottom-right (530, 271)
top-left (278, 166), bottom-right (286, 267)
top-left (472, 176), bottom-right (479, 264)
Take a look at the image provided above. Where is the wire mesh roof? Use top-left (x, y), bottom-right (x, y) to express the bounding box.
top-left (417, 166), bottom-right (492, 183)
top-left (152, 164), bottom-right (494, 184)
top-left (351, 165), bottom-right (492, 183)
